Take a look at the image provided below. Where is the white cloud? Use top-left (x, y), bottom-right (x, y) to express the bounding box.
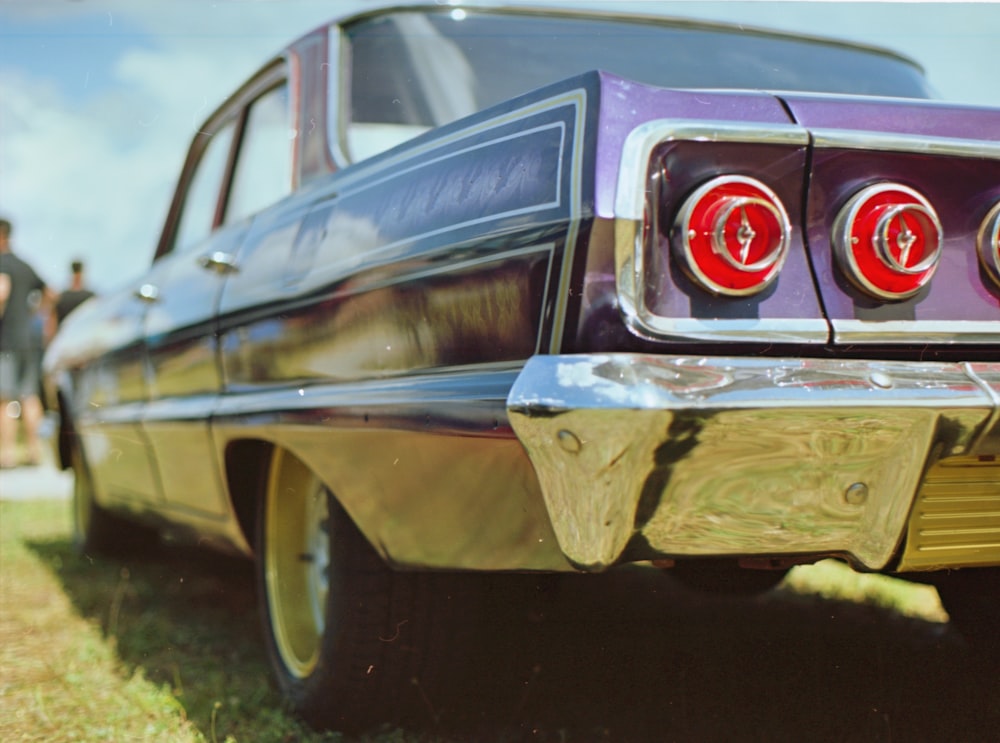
top-left (0, 1), bottom-right (344, 292)
top-left (0, 67), bottom-right (173, 291)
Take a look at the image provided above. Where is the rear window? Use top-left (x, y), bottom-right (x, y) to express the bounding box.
top-left (345, 10), bottom-right (931, 142)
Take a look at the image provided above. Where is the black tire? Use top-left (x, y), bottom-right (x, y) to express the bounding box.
top-left (256, 449), bottom-right (482, 732)
top-left (932, 567), bottom-right (1000, 658)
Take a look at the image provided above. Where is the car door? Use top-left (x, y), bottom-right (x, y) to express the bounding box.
top-left (61, 117), bottom-right (243, 511)
top-left (140, 65), bottom-right (293, 518)
top-left (66, 282), bottom-right (159, 508)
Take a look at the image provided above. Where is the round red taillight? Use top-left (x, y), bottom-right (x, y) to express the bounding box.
top-left (833, 183), bottom-right (942, 300)
top-left (978, 201), bottom-right (1000, 289)
top-left (672, 176), bottom-right (791, 296)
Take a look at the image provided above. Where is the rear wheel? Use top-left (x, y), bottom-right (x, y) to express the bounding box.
top-left (256, 449), bottom-right (481, 731)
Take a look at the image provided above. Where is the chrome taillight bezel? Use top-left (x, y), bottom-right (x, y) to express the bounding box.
top-left (672, 175), bottom-right (791, 297)
top-left (832, 182), bottom-right (943, 300)
top-left (977, 201), bottom-right (1000, 289)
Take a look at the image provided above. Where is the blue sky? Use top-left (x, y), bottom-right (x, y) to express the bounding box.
top-left (1, 0), bottom-right (998, 293)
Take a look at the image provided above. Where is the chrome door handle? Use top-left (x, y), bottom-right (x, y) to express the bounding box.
top-left (198, 251), bottom-right (239, 275)
top-left (134, 283), bottom-right (160, 303)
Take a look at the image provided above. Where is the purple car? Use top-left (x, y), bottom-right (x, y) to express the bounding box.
top-left (43, 3), bottom-right (999, 731)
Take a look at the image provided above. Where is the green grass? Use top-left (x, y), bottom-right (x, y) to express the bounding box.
top-left (785, 559), bottom-right (947, 623)
top-left (1, 500), bottom-right (196, 741)
top-left (0, 498), bottom-right (426, 743)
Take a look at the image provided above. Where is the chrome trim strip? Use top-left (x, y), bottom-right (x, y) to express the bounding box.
top-left (613, 120), bottom-right (822, 344)
top-left (87, 367), bottom-right (524, 427)
top-left (623, 316), bottom-right (830, 343)
top-left (832, 320), bottom-right (1000, 345)
top-left (812, 128), bottom-right (1000, 159)
top-left (144, 394), bottom-right (222, 422)
top-left (546, 90), bottom-right (588, 354)
top-left (615, 120), bottom-right (809, 222)
top-left (77, 400), bottom-right (146, 426)
top-left (327, 26), bottom-right (350, 170)
top-left (214, 364), bottom-right (522, 420)
top-left (508, 353), bottom-right (997, 571)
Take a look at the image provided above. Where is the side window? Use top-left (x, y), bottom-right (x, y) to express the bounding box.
top-left (227, 83), bottom-right (292, 224)
top-left (173, 121), bottom-right (236, 254)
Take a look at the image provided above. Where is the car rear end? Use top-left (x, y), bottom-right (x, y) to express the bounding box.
top-left (508, 76), bottom-right (1000, 579)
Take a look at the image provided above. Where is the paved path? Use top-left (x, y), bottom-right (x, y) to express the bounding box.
top-left (0, 460), bottom-right (73, 501)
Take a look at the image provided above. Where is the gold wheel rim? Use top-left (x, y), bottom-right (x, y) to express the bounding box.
top-left (264, 450), bottom-right (330, 679)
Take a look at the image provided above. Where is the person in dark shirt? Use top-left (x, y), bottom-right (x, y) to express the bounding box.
top-left (0, 218), bottom-right (53, 468)
top-left (54, 260), bottom-right (96, 327)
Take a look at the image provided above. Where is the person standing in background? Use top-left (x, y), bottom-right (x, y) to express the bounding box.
top-left (0, 218), bottom-right (53, 468)
top-left (53, 259), bottom-right (96, 328)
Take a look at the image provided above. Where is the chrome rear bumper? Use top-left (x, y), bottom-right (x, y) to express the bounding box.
top-left (507, 355), bottom-right (999, 571)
